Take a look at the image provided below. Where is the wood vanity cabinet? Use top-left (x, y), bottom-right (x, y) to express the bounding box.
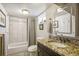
top-left (37, 42), bottom-right (61, 56)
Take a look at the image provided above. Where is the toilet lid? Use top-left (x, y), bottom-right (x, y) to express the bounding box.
top-left (28, 45), bottom-right (37, 52)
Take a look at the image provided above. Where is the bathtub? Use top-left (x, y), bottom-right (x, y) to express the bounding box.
top-left (8, 42), bottom-right (28, 55)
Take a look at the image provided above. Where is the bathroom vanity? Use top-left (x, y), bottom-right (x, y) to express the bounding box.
top-left (37, 38), bottom-right (79, 56)
top-left (37, 42), bottom-right (61, 56)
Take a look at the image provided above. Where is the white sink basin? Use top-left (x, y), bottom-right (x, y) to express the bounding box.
top-left (48, 42), bottom-right (68, 48)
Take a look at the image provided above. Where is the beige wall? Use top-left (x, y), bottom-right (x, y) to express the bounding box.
top-left (36, 12), bottom-right (49, 39)
top-left (75, 4), bottom-right (79, 36)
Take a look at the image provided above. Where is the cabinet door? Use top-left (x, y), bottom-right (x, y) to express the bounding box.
top-left (37, 42), bottom-right (61, 56)
top-left (0, 37), bottom-right (2, 55)
top-left (0, 35), bottom-right (4, 56)
top-left (38, 47), bottom-right (49, 56)
top-left (37, 43), bottom-right (50, 56)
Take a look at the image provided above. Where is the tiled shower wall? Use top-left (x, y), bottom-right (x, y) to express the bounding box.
top-left (9, 16), bottom-right (27, 44)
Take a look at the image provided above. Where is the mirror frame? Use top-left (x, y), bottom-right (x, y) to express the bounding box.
top-left (54, 6), bottom-right (72, 34)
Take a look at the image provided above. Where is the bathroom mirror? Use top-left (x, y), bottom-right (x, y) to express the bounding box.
top-left (55, 6), bottom-right (72, 34)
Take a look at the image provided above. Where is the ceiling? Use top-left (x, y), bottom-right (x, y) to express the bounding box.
top-left (2, 3), bottom-right (52, 18)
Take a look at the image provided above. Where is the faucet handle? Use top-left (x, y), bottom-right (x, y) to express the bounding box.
top-left (57, 35), bottom-right (61, 42)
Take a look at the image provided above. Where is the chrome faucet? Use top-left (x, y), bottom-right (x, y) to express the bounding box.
top-left (57, 35), bottom-right (61, 43)
top-left (58, 34), bottom-right (66, 43)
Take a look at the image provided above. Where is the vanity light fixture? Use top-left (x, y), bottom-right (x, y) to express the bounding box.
top-left (21, 9), bottom-right (29, 15)
top-left (43, 17), bottom-right (46, 22)
top-left (57, 8), bottom-right (63, 12)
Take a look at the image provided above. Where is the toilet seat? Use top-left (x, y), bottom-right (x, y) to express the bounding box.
top-left (28, 45), bottom-right (37, 52)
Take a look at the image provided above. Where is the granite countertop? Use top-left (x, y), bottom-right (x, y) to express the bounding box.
top-left (37, 38), bottom-right (79, 56)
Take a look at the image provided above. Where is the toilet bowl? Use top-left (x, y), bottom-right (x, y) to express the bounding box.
top-left (28, 45), bottom-right (37, 56)
top-left (27, 37), bottom-right (45, 56)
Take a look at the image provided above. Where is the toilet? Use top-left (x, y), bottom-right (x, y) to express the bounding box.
top-left (27, 37), bottom-right (46, 56)
top-left (28, 45), bottom-right (37, 56)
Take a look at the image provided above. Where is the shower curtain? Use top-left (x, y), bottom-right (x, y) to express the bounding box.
top-left (27, 17), bottom-right (36, 46)
top-left (9, 17), bottom-right (28, 46)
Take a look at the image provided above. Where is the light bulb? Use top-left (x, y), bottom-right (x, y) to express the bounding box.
top-left (22, 9), bottom-right (29, 15)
